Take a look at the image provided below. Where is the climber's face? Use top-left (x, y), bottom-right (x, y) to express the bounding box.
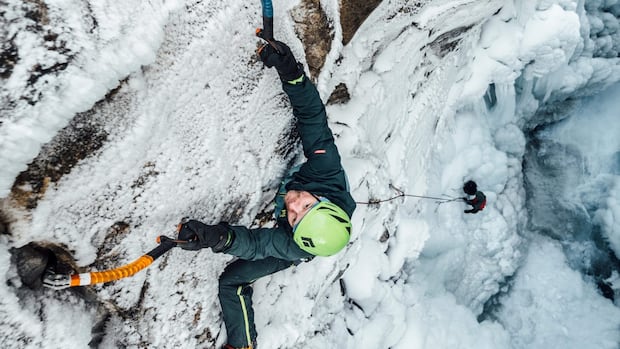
top-left (285, 190), bottom-right (319, 228)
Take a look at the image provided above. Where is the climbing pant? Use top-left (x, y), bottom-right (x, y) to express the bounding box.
top-left (219, 257), bottom-right (294, 348)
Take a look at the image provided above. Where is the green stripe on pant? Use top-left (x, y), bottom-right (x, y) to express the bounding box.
top-left (218, 257), bottom-right (294, 348)
top-left (237, 285), bottom-right (252, 346)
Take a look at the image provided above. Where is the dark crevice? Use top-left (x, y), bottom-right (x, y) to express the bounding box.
top-left (327, 83), bottom-right (351, 105)
top-left (0, 212), bottom-right (8, 235)
top-left (477, 273), bottom-right (517, 323)
top-left (340, 0), bottom-right (382, 45)
top-left (26, 61), bottom-right (70, 86)
top-left (427, 25), bottom-right (473, 58)
top-left (11, 242), bottom-right (77, 289)
top-left (0, 34), bottom-right (19, 79)
top-left (9, 241), bottom-right (115, 348)
top-left (85, 2), bottom-right (99, 34)
top-left (17, 0), bottom-right (75, 106)
top-left (23, 0), bottom-right (49, 25)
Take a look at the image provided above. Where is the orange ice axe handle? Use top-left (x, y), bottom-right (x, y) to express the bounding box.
top-left (43, 236), bottom-right (177, 290)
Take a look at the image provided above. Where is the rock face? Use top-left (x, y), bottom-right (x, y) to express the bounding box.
top-left (340, 0), bottom-right (382, 45)
top-left (292, 0), bottom-right (382, 79)
top-left (10, 241), bottom-right (79, 289)
top-left (292, 0), bottom-right (332, 80)
top-left (11, 243), bottom-right (50, 289)
top-left (327, 83), bottom-right (351, 105)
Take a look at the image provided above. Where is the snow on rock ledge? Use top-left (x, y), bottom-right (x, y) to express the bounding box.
top-left (0, 0), bottom-right (182, 198)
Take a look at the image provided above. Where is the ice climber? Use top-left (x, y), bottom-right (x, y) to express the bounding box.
top-left (463, 180), bottom-right (486, 214)
top-left (175, 41), bottom-right (356, 349)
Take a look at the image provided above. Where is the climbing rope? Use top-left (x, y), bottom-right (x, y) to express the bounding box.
top-left (355, 184), bottom-right (465, 205)
top-left (42, 184), bottom-right (468, 291)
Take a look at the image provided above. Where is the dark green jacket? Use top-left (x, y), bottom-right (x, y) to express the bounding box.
top-left (225, 76), bottom-right (356, 261)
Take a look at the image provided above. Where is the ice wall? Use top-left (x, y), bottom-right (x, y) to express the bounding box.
top-left (514, 1), bottom-right (620, 295)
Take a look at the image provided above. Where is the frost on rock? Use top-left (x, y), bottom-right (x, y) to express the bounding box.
top-left (0, 0), bottom-right (179, 198)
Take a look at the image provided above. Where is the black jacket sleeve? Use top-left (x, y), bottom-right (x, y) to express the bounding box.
top-left (220, 75), bottom-right (355, 260)
top-left (224, 225), bottom-right (314, 261)
top-left (282, 77), bottom-right (356, 217)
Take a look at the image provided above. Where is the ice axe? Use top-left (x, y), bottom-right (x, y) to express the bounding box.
top-left (42, 235), bottom-right (187, 290)
top-left (256, 0), bottom-right (284, 53)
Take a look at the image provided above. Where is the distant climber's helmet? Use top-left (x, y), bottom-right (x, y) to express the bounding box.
top-left (293, 200), bottom-right (351, 256)
top-left (463, 180), bottom-right (478, 196)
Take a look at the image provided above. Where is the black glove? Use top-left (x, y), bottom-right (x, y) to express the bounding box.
top-left (258, 41), bottom-right (304, 82)
top-left (177, 220), bottom-right (234, 252)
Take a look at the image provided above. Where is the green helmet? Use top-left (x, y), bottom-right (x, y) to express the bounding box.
top-left (293, 201), bottom-right (352, 256)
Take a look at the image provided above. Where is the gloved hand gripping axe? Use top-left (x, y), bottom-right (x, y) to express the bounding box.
top-left (256, 0), bottom-right (283, 53)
